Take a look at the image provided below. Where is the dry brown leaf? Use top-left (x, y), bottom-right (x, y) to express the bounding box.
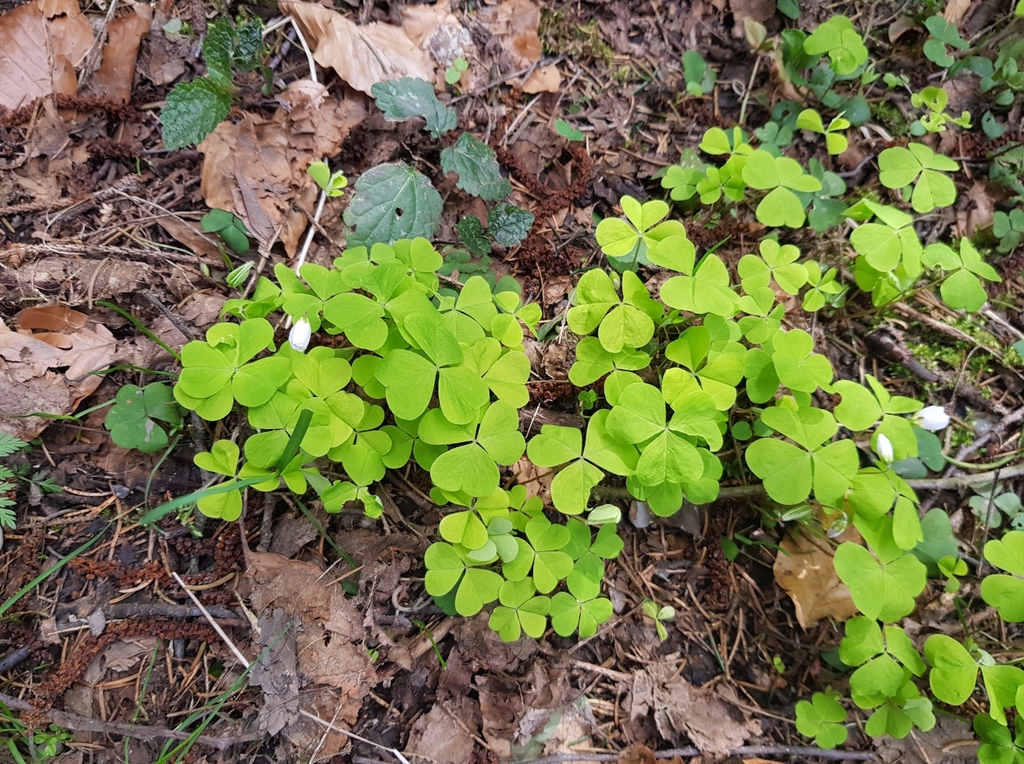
top-left (90, 6), bottom-right (152, 103)
top-left (478, 0), bottom-right (542, 67)
top-left (0, 0), bottom-right (93, 110)
top-left (628, 662), bottom-right (759, 756)
top-left (943, 0), bottom-right (971, 26)
top-left (956, 180), bottom-right (995, 239)
top-left (728, 0), bottom-right (775, 38)
top-left (401, 0), bottom-right (477, 88)
top-left (773, 526), bottom-right (861, 629)
top-left (280, 0), bottom-right (433, 95)
top-left (0, 306), bottom-right (115, 439)
top-left (245, 551), bottom-right (375, 746)
top-left (523, 64), bottom-right (561, 94)
top-left (198, 80), bottom-right (366, 256)
top-left (404, 699), bottom-right (479, 764)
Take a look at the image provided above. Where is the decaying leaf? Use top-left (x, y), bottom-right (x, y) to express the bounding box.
top-left (404, 698), bottom-right (479, 764)
top-left (245, 552), bottom-right (376, 756)
top-left (477, 0), bottom-right (542, 69)
top-left (773, 526), bottom-right (861, 629)
top-left (198, 80), bottom-right (366, 256)
top-left (0, 0), bottom-right (93, 110)
top-left (523, 64), bottom-right (562, 94)
top-left (280, 0), bottom-right (433, 95)
top-left (0, 306), bottom-right (115, 440)
top-left (401, 0), bottom-right (477, 89)
top-left (628, 662), bottom-right (759, 756)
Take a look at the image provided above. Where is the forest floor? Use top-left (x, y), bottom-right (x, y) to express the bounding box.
top-left (0, 0), bottom-right (1022, 761)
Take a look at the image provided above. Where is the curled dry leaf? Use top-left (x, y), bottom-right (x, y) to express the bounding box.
top-left (0, 306), bottom-right (115, 440)
top-left (280, 0), bottom-right (433, 95)
top-left (0, 0), bottom-right (93, 110)
top-left (198, 80), bottom-right (366, 256)
top-left (773, 525), bottom-right (861, 629)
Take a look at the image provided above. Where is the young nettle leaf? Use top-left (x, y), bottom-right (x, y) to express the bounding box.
top-left (922, 239), bottom-right (1001, 312)
top-left (567, 269), bottom-right (662, 354)
top-left (161, 78), bottom-right (233, 150)
top-left (344, 162), bottom-right (443, 248)
top-left (606, 382), bottom-right (716, 487)
top-left (803, 16), bottom-right (868, 75)
top-left (501, 515), bottom-right (574, 593)
top-left (744, 405), bottom-right (857, 505)
top-left (595, 195), bottom-right (686, 270)
top-left (420, 401), bottom-right (525, 497)
top-left (488, 203), bottom-right (535, 247)
top-left (175, 319), bottom-right (291, 421)
top-left (440, 132), bottom-right (512, 201)
top-left (423, 542), bottom-right (503, 616)
top-left (796, 691), bottom-right (848, 749)
top-left (738, 238), bottom-right (808, 295)
top-left (549, 569), bottom-right (613, 638)
top-left (488, 578), bottom-right (551, 641)
top-left (981, 531), bottom-right (1024, 622)
top-left (833, 542), bottom-right (926, 622)
top-left (527, 410), bottom-right (638, 514)
top-left (878, 143), bottom-right (959, 213)
top-left (370, 77), bottom-right (457, 138)
top-left (742, 150), bottom-right (822, 228)
top-left (105, 382), bottom-right (184, 453)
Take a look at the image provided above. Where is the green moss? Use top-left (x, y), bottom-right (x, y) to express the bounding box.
top-left (870, 100), bottom-right (909, 138)
top-left (538, 11), bottom-right (613, 65)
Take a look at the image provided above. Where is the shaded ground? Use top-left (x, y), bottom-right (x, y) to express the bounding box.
top-left (1, 0), bottom-right (1023, 761)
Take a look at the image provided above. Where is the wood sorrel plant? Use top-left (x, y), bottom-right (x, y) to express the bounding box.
top-left (166, 80), bottom-right (1018, 753)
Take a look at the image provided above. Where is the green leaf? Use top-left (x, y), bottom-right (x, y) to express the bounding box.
top-left (772, 329), bottom-right (833, 393)
top-left (795, 692), bottom-right (848, 749)
top-left (455, 216), bottom-right (491, 257)
top-left (105, 383), bottom-right (181, 453)
top-left (344, 162), bottom-right (442, 247)
top-left (924, 634), bottom-right (978, 704)
top-left (981, 665), bottom-right (1024, 725)
top-left (371, 77), bottom-right (457, 137)
top-left (161, 77), bottom-right (233, 150)
top-left (981, 531), bottom-right (1024, 621)
top-left (488, 203), bottom-right (534, 247)
top-left (201, 208), bottom-right (251, 254)
top-left (833, 543), bottom-right (926, 622)
top-left (440, 132), bottom-right (511, 201)
top-left (195, 440), bottom-right (240, 477)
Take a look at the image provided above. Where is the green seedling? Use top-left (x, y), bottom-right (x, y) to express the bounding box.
top-left (555, 119), bottom-right (585, 141)
top-left (308, 161), bottom-right (348, 197)
top-left (445, 57), bottom-right (468, 86)
top-left (201, 208), bottom-right (251, 254)
top-left (909, 86), bottom-right (972, 134)
top-left (642, 599), bottom-right (676, 641)
top-left (682, 50), bottom-right (717, 96)
top-left (795, 108), bottom-right (850, 154)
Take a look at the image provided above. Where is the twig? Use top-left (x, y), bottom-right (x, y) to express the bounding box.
top-left (298, 709), bottom-right (410, 763)
top-left (144, 292), bottom-right (199, 342)
top-left (171, 572), bottom-right (249, 669)
top-left (0, 692), bottom-right (260, 750)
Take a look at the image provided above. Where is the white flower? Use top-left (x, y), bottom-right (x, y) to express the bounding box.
top-left (875, 433), bottom-right (894, 464)
top-left (289, 317), bottom-right (311, 352)
top-left (914, 405), bottom-right (950, 432)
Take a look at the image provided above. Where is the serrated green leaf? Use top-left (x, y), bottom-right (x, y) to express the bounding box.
top-left (371, 77), bottom-right (457, 137)
top-left (161, 78), bottom-right (233, 150)
top-left (441, 132), bottom-right (511, 200)
top-left (489, 203), bottom-right (534, 247)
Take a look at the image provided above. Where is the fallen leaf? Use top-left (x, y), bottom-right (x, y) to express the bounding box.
top-left (0, 0), bottom-right (93, 110)
top-left (478, 0), bottom-right (542, 68)
top-left (943, 0), bottom-right (971, 26)
top-left (136, 0), bottom-right (186, 86)
top-left (728, 0), bottom-right (774, 39)
top-left (523, 64), bottom-right (561, 94)
top-left (773, 526), bottom-right (861, 629)
top-left (404, 698), bottom-right (480, 764)
top-left (956, 180), bottom-right (994, 240)
top-left (628, 662), bottom-right (759, 756)
top-left (198, 79), bottom-right (366, 256)
top-left (90, 6), bottom-right (153, 103)
top-left (0, 306), bottom-right (115, 439)
top-left (280, 0), bottom-right (433, 95)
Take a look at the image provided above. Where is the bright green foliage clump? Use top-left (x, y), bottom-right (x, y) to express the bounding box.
top-left (878, 143), bottom-right (959, 213)
top-left (0, 433), bottom-right (29, 529)
top-left (105, 383), bottom-right (185, 453)
top-left (803, 16), bottom-right (868, 76)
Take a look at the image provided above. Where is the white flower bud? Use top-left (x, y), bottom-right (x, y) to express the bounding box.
top-left (914, 405), bottom-right (950, 432)
top-left (289, 317), bottom-right (311, 352)
top-left (875, 433), bottom-right (894, 464)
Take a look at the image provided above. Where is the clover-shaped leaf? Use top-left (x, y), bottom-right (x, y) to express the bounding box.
top-left (549, 573), bottom-right (613, 638)
top-left (771, 329), bottom-right (834, 393)
top-left (923, 239), bottom-right (1001, 312)
top-left (423, 542), bottom-right (502, 616)
top-left (595, 195), bottom-right (686, 269)
top-left (660, 252), bottom-right (740, 317)
top-left (743, 150), bottom-right (822, 228)
top-left (105, 383), bottom-right (183, 453)
top-left (924, 634), bottom-right (978, 705)
top-left (488, 578), bottom-right (550, 641)
top-left (738, 238), bottom-right (807, 295)
top-left (796, 691), bottom-right (848, 749)
top-left (833, 543), bottom-right (926, 622)
top-left (804, 16), bottom-right (868, 75)
top-left (981, 531), bottom-right (1024, 622)
top-left (878, 144), bottom-right (959, 213)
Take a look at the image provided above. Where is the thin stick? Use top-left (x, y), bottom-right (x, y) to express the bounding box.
top-left (298, 709), bottom-right (411, 763)
top-left (171, 572), bottom-right (250, 669)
